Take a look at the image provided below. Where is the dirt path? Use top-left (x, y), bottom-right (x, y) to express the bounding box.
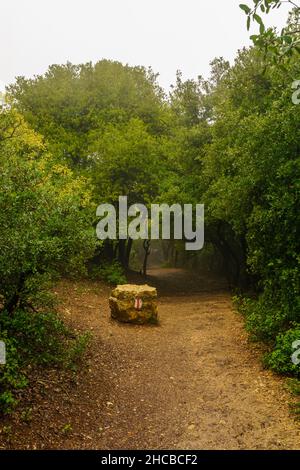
top-left (1, 268), bottom-right (300, 450)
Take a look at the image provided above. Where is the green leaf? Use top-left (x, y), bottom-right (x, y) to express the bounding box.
top-left (239, 4), bottom-right (251, 14)
top-left (253, 13), bottom-right (264, 26)
top-left (247, 16), bottom-right (251, 31)
top-left (260, 22), bottom-right (266, 34)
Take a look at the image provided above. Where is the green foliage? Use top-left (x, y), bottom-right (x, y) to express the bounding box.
top-left (90, 262), bottom-right (127, 285)
top-left (89, 118), bottom-right (165, 206)
top-left (264, 327), bottom-right (300, 376)
top-left (287, 379), bottom-right (300, 418)
top-left (61, 423), bottom-right (73, 435)
top-left (0, 110), bottom-right (96, 314)
top-left (0, 309), bottom-right (90, 413)
top-left (1, 7), bottom-right (299, 398)
top-left (0, 109), bottom-right (96, 412)
top-left (286, 378), bottom-right (300, 395)
top-left (9, 61), bottom-right (171, 271)
top-left (9, 60), bottom-right (167, 167)
top-left (0, 333), bottom-right (27, 413)
top-left (199, 43), bottom-right (300, 328)
top-left (240, 1), bottom-right (300, 61)
top-left (164, 13), bottom-right (300, 377)
top-left (241, 294), bottom-right (291, 341)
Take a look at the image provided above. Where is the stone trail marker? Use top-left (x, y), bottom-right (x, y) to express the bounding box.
top-left (109, 284), bottom-right (158, 325)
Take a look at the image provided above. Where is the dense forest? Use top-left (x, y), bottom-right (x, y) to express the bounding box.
top-left (0, 1), bottom-right (300, 417)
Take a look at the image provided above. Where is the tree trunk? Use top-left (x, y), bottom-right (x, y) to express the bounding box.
top-left (125, 237), bottom-right (133, 269)
top-left (118, 239), bottom-right (127, 267)
top-left (142, 240), bottom-right (151, 277)
top-left (4, 273), bottom-right (26, 315)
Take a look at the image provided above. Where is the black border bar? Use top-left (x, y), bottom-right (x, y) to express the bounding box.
top-left (0, 450), bottom-right (299, 466)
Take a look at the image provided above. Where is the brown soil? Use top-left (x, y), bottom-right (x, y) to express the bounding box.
top-left (0, 268), bottom-right (299, 450)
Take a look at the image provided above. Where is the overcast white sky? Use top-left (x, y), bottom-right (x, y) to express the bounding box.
top-left (1, 0), bottom-right (290, 92)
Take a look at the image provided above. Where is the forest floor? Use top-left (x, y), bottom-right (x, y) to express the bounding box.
top-left (0, 268), bottom-right (300, 450)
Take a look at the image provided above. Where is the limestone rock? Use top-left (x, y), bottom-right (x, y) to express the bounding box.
top-left (109, 284), bottom-right (158, 325)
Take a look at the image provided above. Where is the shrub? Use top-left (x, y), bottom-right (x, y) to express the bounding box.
top-left (89, 262), bottom-right (127, 285)
top-left (286, 379), bottom-right (300, 418)
top-left (264, 326), bottom-right (300, 377)
top-left (0, 333), bottom-right (27, 413)
top-left (234, 288), bottom-right (297, 342)
top-left (0, 309), bottom-right (91, 414)
top-left (0, 110), bottom-right (96, 315)
top-left (0, 110), bottom-right (95, 413)
top-left (244, 297), bottom-right (290, 342)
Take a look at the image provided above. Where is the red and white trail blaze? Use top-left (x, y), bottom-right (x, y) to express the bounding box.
top-left (134, 298), bottom-right (143, 310)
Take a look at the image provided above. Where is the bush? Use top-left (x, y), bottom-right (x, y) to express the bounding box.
top-left (89, 262), bottom-right (127, 285)
top-left (286, 379), bottom-right (300, 419)
top-left (0, 110), bottom-right (96, 315)
top-left (234, 288), bottom-right (296, 342)
top-left (235, 293), bottom-right (300, 379)
top-left (0, 333), bottom-right (27, 413)
top-left (264, 326), bottom-right (300, 377)
top-left (0, 309), bottom-right (90, 414)
top-left (244, 297), bottom-right (290, 342)
top-left (0, 110), bottom-right (95, 414)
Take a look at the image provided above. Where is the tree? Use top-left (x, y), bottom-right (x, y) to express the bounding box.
top-left (9, 61), bottom-right (167, 168)
top-left (90, 118), bottom-right (167, 267)
top-left (240, 1), bottom-right (300, 61)
top-left (8, 60), bottom-right (171, 272)
top-left (0, 108), bottom-right (96, 314)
